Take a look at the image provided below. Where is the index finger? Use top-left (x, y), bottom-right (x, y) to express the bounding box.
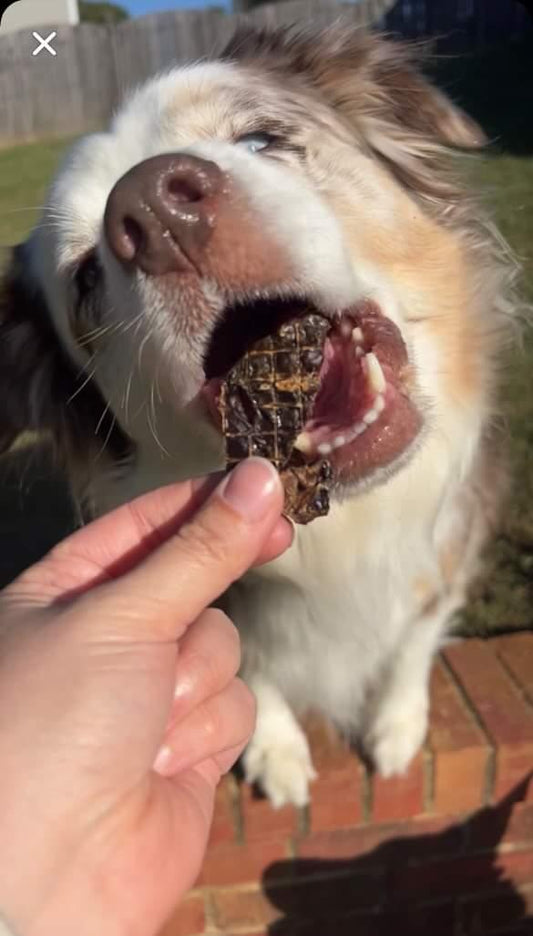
top-left (78, 458), bottom-right (286, 642)
top-left (8, 469), bottom-right (292, 607)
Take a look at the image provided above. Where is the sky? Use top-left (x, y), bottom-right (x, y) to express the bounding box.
top-left (121, 0), bottom-right (230, 13)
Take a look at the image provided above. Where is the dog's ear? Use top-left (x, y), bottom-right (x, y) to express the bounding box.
top-left (224, 26), bottom-right (485, 199)
top-left (312, 31), bottom-right (486, 151)
top-left (309, 31), bottom-right (486, 196)
top-left (0, 244), bottom-right (131, 467)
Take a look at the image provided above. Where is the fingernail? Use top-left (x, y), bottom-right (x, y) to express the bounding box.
top-left (153, 744), bottom-right (173, 775)
top-left (218, 458), bottom-right (281, 522)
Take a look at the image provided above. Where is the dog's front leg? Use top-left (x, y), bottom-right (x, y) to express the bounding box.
top-left (242, 675), bottom-right (316, 809)
top-left (363, 592), bottom-right (461, 778)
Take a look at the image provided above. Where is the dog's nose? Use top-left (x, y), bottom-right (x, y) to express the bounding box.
top-left (104, 154), bottom-right (222, 275)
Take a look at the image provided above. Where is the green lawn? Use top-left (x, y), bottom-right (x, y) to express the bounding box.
top-left (0, 47), bottom-right (532, 631)
top-left (0, 137), bottom-right (76, 248)
top-left (460, 156), bottom-right (533, 634)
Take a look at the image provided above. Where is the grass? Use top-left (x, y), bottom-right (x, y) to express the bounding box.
top-left (459, 155), bottom-right (533, 635)
top-left (0, 137), bottom-right (77, 248)
top-left (0, 41), bottom-right (532, 633)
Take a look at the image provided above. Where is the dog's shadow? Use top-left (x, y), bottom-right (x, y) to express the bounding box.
top-left (262, 774), bottom-right (532, 936)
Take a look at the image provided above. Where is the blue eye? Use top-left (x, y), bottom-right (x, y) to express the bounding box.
top-left (235, 133), bottom-right (275, 154)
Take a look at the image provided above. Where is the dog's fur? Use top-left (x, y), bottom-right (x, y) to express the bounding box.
top-left (0, 26), bottom-right (516, 806)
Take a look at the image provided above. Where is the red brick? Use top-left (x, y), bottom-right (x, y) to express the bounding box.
top-left (241, 780), bottom-right (299, 842)
top-left (296, 825), bottom-right (387, 861)
top-left (506, 804), bottom-right (533, 845)
top-left (444, 640), bottom-right (533, 800)
top-left (212, 886), bottom-right (280, 930)
top-left (159, 893), bottom-right (206, 936)
top-left (429, 659), bottom-right (491, 813)
top-left (393, 849), bottom-right (533, 900)
top-left (495, 634), bottom-right (533, 705)
top-left (460, 885), bottom-right (533, 934)
top-left (197, 838), bottom-right (290, 887)
top-left (371, 750), bottom-right (426, 822)
top-left (303, 714), bottom-right (364, 831)
top-left (208, 774), bottom-right (238, 846)
top-left (296, 815), bottom-right (464, 863)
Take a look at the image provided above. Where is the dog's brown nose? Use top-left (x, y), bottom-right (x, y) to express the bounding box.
top-left (104, 154), bottom-right (222, 275)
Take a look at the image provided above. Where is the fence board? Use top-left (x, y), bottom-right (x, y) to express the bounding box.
top-left (0, 0), bottom-right (530, 146)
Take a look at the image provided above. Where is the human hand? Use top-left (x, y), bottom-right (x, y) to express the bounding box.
top-left (0, 458), bottom-right (291, 936)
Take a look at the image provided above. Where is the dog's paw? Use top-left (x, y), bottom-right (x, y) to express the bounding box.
top-left (243, 723), bottom-right (316, 809)
top-left (364, 699), bottom-right (428, 778)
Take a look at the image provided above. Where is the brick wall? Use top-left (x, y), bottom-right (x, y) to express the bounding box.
top-left (160, 635), bottom-right (533, 936)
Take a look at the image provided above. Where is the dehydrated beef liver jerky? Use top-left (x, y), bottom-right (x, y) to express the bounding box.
top-left (218, 313), bottom-right (332, 523)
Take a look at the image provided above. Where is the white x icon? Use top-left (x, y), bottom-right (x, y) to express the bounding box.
top-left (32, 31), bottom-right (57, 57)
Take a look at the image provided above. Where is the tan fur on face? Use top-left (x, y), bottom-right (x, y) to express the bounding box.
top-left (221, 26), bottom-right (517, 427)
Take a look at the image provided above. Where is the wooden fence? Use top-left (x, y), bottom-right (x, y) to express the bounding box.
top-left (0, 0), bottom-right (530, 146)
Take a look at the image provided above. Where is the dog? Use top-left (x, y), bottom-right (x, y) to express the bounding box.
top-left (0, 25), bottom-right (516, 807)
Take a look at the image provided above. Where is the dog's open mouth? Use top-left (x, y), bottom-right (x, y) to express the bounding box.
top-left (203, 295), bottom-right (422, 482)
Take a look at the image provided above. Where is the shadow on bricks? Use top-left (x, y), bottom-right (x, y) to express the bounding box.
top-left (263, 774), bottom-right (533, 936)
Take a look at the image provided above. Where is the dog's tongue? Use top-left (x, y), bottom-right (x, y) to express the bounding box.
top-left (304, 328), bottom-right (373, 435)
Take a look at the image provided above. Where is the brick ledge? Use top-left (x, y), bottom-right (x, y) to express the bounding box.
top-left (161, 634), bottom-right (533, 936)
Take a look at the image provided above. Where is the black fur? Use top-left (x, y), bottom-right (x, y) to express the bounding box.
top-left (0, 244), bottom-right (132, 468)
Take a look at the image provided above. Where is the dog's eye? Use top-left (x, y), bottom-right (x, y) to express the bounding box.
top-left (75, 253), bottom-right (101, 298)
top-left (235, 132), bottom-right (277, 154)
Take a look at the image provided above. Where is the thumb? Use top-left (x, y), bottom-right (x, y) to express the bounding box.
top-left (82, 457), bottom-right (284, 641)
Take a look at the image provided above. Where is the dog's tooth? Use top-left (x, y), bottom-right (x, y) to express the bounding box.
top-left (352, 327), bottom-right (364, 344)
top-left (366, 352), bottom-right (386, 394)
top-left (317, 442), bottom-right (332, 455)
top-left (355, 346), bottom-right (365, 358)
top-left (363, 408), bottom-right (379, 425)
top-left (375, 394), bottom-right (385, 413)
top-left (341, 319), bottom-right (353, 338)
top-left (346, 422), bottom-right (366, 442)
top-left (294, 431), bottom-right (314, 453)
top-left (333, 434), bottom-right (346, 449)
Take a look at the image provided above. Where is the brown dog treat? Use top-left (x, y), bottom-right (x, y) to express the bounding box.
top-left (218, 314), bottom-right (332, 523)
top-left (280, 458), bottom-right (332, 524)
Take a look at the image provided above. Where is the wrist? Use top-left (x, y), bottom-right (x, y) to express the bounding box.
top-left (0, 844), bottom-right (128, 936)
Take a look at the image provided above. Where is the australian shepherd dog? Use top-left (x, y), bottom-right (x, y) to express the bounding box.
top-left (0, 25), bottom-right (516, 807)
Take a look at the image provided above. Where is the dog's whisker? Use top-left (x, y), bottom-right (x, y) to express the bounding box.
top-left (93, 412), bottom-right (117, 463)
top-left (94, 402), bottom-right (111, 437)
top-left (121, 310), bottom-right (145, 335)
top-left (1, 206), bottom-right (71, 217)
top-left (76, 323), bottom-right (115, 346)
top-left (155, 362), bottom-right (163, 405)
top-left (146, 396), bottom-right (170, 458)
top-left (137, 332), bottom-right (151, 373)
top-left (67, 366), bottom-right (98, 405)
top-left (123, 367), bottom-right (134, 425)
